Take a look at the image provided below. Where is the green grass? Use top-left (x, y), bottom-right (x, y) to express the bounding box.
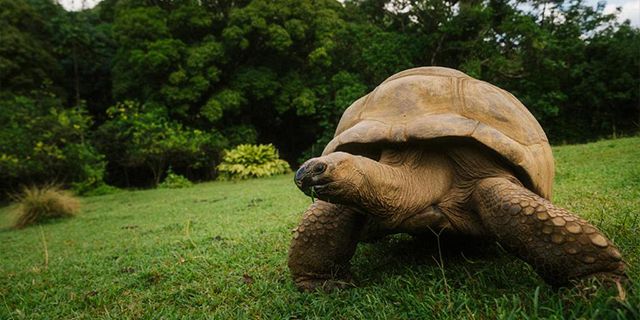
top-left (1, 137), bottom-right (639, 319)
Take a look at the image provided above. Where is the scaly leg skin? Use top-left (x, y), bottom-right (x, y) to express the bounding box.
top-left (288, 200), bottom-right (364, 292)
top-left (472, 177), bottom-right (626, 287)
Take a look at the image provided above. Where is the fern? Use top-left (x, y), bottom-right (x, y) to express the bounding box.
top-left (217, 144), bottom-right (290, 180)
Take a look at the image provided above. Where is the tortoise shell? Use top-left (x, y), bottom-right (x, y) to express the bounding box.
top-left (322, 67), bottom-right (554, 199)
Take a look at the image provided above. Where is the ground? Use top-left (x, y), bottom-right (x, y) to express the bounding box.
top-left (1, 137), bottom-right (639, 319)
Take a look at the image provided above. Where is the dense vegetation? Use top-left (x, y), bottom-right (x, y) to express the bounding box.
top-left (1, 137), bottom-right (638, 318)
top-left (1, 0), bottom-right (638, 194)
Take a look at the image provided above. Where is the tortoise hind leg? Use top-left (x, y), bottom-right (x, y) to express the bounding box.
top-left (471, 177), bottom-right (626, 286)
top-left (288, 200), bottom-right (364, 292)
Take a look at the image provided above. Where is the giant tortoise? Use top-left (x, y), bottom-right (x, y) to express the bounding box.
top-left (289, 67), bottom-right (626, 292)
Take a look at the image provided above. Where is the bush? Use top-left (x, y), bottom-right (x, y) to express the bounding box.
top-left (217, 144), bottom-right (290, 180)
top-left (78, 183), bottom-right (121, 197)
top-left (158, 168), bottom-right (193, 189)
top-left (13, 185), bottom-right (80, 229)
top-left (94, 101), bottom-right (227, 186)
top-left (0, 94), bottom-right (106, 197)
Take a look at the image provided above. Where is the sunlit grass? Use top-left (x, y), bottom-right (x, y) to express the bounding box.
top-left (1, 137), bottom-right (638, 319)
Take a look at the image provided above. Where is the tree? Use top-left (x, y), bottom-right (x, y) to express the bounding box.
top-left (0, 0), bottom-right (107, 196)
top-left (1, 0), bottom-right (638, 195)
top-left (0, 0), bottom-right (64, 97)
top-left (0, 93), bottom-right (106, 194)
top-left (94, 101), bottom-right (226, 186)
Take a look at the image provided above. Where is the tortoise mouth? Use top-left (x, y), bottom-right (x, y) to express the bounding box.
top-left (295, 167), bottom-right (335, 197)
top-left (297, 179), bottom-right (332, 197)
top-left (308, 183), bottom-right (332, 197)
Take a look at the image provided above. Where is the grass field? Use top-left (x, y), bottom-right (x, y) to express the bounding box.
top-left (1, 137), bottom-right (639, 319)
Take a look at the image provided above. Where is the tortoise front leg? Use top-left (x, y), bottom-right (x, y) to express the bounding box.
top-left (472, 177), bottom-right (626, 286)
top-left (288, 200), bottom-right (364, 292)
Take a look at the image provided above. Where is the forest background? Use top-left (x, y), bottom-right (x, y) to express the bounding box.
top-left (0, 0), bottom-right (638, 196)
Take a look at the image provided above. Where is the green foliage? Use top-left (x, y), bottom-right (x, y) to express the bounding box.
top-left (0, 93), bottom-right (106, 195)
top-left (158, 168), bottom-right (193, 189)
top-left (12, 184), bottom-right (80, 229)
top-left (78, 183), bottom-right (120, 197)
top-left (95, 101), bottom-right (227, 185)
top-left (222, 125), bottom-right (258, 146)
top-left (0, 0), bottom-right (638, 192)
top-left (342, 0), bottom-right (639, 143)
top-left (340, 24), bottom-right (418, 84)
top-left (112, 6), bottom-right (168, 48)
top-left (217, 144), bottom-right (290, 180)
top-left (0, 0), bottom-right (63, 96)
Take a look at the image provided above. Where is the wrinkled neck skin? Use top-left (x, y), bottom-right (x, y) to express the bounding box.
top-left (344, 148), bottom-right (455, 226)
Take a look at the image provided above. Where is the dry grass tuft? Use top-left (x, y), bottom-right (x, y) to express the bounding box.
top-left (12, 185), bottom-right (80, 229)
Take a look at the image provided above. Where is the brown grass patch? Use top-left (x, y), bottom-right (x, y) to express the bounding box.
top-left (12, 185), bottom-right (80, 229)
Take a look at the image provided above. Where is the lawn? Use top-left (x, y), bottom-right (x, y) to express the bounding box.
top-left (1, 137), bottom-right (639, 319)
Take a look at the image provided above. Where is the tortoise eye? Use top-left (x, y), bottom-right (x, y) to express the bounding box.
top-left (312, 163), bottom-right (327, 174)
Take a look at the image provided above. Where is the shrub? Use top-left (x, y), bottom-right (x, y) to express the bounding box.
top-left (13, 185), bottom-right (80, 229)
top-left (79, 184), bottom-right (121, 197)
top-left (217, 144), bottom-right (290, 180)
top-left (0, 94), bottom-right (106, 197)
top-left (94, 101), bottom-right (227, 186)
top-left (158, 168), bottom-right (193, 189)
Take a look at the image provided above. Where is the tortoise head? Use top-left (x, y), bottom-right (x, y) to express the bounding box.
top-left (294, 152), bottom-right (365, 203)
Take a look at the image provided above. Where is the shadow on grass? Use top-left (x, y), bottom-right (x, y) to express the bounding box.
top-left (0, 214), bottom-right (76, 233)
top-left (350, 232), bottom-right (537, 290)
top-left (347, 233), bottom-right (638, 318)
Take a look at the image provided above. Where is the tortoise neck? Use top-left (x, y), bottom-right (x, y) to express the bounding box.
top-left (353, 148), bottom-right (454, 223)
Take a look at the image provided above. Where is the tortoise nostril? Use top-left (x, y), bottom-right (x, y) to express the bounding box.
top-left (294, 166), bottom-right (306, 182)
top-left (294, 161), bottom-right (326, 187)
top-left (312, 162), bottom-right (327, 174)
